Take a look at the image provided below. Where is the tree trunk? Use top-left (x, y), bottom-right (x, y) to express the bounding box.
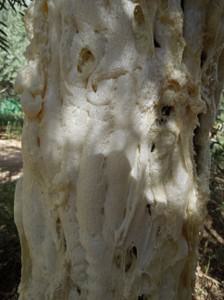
top-left (14, 1), bottom-right (224, 299)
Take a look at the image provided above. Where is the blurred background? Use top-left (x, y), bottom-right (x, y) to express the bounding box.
top-left (0, 1), bottom-right (223, 299)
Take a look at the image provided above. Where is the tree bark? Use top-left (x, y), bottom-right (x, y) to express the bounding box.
top-left (14, 1), bottom-right (224, 299)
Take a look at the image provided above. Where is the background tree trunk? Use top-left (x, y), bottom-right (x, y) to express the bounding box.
top-left (14, 1), bottom-right (224, 299)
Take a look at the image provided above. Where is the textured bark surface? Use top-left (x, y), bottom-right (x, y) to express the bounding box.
top-left (14, 1), bottom-right (224, 299)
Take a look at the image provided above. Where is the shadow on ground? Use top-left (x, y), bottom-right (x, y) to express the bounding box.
top-left (194, 164), bottom-right (224, 300)
top-left (0, 138), bottom-right (22, 300)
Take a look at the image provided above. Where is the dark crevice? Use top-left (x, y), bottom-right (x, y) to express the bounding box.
top-left (92, 82), bottom-right (97, 92)
top-left (114, 252), bottom-right (122, 269)
top-left (161, 105), bottom-right (173, 117)
top-left (200, 50), bottom-right (207, 68)
top-left (151, 144), bottom-right (155, 152)
top-left (63, 235), bottom-right (67, 252)
top-left (156, 105), bottom-right (174, 126)
top-left (125, 245), bottom-right (137, 272)
top-left (76, 286), bottom-right (81, 295)
top-left (146, 204), bottom-right (151, 216)
top-left (125, 260), bottom-right (132, 272)
top-left (193, 117), bottom-right (202, 176)
top-left (37, 136), bottom-right (40, 147)
top-left (56, 217), bottom-right (67, 252)
top-left (132, 246), bottom-right (137, 258)
top-left (181, 0), bottom-right (185, 12)
top-left (138, 295), bottom-right (147, 300)
top-left (134, 5), bottom-right (145, 25)
top-left (77, 48), bottom-right (95, 73)
top-left (157, 117), bottom-right (166, 125)
top-left (154, 37), bottom-right (161, 48)
top-left (56, 217), bottom-right (61, 236)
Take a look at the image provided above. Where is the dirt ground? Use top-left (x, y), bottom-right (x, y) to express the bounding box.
top-left (0, 139), bottom-right (22, 182)
top-left (0, 138), bottom-right (22, 300)
top-left (0, 137), bottom-right (223, 300)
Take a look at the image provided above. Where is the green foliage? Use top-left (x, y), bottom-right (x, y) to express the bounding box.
top-left (0, 97), bottom-right (22, 115)
top-left (0, 0), bottom-right (29, 11)
top-left (0, 181), bottom-right (16, 230)
top-left (0, 98), bottom-right (23, 136)
top-left (0, 3), bottom-right (29, 90)
top-left (0, 1), bottom-right (29, 53)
